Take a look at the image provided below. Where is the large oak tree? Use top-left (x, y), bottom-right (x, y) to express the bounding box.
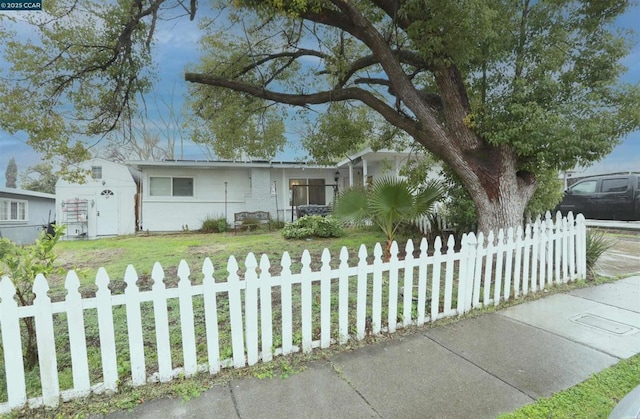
top-left (1, 0), bottom-right (638, 232)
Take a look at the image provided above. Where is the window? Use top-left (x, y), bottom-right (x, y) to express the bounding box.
top-left (172, 178), bottom-right (194, 196)
top-left (91, 166), bottom-right (102, 180)
top-left (571, 180), bottom-right (597, 194)
top-left (289, 178), bottom-right (326, 206)
top-left (0, 199), bottom-right (27, 221)
top-left (149, 177), bottom-right (193, 197)
top-left (601, 178), bottom-right (628, 193)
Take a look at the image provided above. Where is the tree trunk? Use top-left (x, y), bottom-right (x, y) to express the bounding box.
top-left (456, 146), bottom-right (537, 236)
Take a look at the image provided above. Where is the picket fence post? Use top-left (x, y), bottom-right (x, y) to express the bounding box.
top-left (95, 268), bottom-right (118, 391)
top-left (280, 252), bottom-right (294, 355)
top-left (493, 229), bottom-right (505, 305)
top-left (402, 239), bottom-right (415, 327)
top-left (356, 245), bottom-right (368, 340)
top-left (202, 258), bottom-right (221, 374)
top-left (416, 238), bottom-right (428, 325)
top-left (124, 265), bottom-right (146, 386)
top-left (259, 254), bottom-right (274, 362)
top-left (567, 212), bottom-right (576, 280)
top-left (0, 276), bottom-right (27, 409)
top-left (471, 232), bottom-right (483, 310)
top-left (320, 248), bottom-right (332, 348)
top-left (152, 263), bottom-right (173, 381)
top-left (443, 234), bottom-right (456, 316)
top-left (387, 241), bottom-right (400, 333)
top-left (483, 231), bottom-right (495, 305)
top-left (178, 260), bottom-right (198, 375)
top-left (522, 224), bottom-right (532, 296)
top-left (430, 236), bottom-right (442, 321)
top-left (338, 247), bottom-right (350, 344)
top-left (513, 226), bottom-right (523, 298)
top-left (226, 256), bottom-right (246, 368)
top-left (33, 274), bottom-right (59, 406)
top-left (371, 243), bottom-right (383, 334)
top-left (244, 253), bottom-right (259, 366)
top-left (300, 250), bottom-right (313, 353)
top-left (65, 270), bottom-right (91, 396)
top-left (576, 213), bottom-right (587, 279)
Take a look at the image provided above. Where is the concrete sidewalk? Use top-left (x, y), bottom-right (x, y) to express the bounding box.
top-left (104, 276), bottom-right (640, 419)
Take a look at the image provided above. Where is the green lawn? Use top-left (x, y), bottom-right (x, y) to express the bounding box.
top-left (499, 353), bottom-right (640, 419)
top-left (53, 228), bottom-right (389, 289)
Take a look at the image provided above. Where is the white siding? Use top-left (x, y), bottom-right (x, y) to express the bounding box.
top-left (56, 158), bottom-right (136, 239)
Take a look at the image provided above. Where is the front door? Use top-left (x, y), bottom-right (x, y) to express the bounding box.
top-left (97, 189), bottom-right (119, 236)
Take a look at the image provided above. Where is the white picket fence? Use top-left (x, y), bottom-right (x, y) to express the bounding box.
top-left (0, 212), bottom-right (586, 413)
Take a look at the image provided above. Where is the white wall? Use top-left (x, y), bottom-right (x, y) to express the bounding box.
top-left (140, 166), bottom-right (339, 232)
top-left (56, 159), bottom-right (136, 239)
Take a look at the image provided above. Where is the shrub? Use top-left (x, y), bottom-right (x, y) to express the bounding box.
top-left (269, 219), bottom-right (285, 230)
top-left (0, 225), bottom-right (65, 369)
top-left (585, 229), bottom-right (613, 278)
top-left (201, 216), bottom-right (229, 233)
top-left (282, 215), bottom-right (344, 239)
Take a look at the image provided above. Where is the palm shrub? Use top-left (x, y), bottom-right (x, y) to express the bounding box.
top-left (333, 176), bottom-right (444, 259)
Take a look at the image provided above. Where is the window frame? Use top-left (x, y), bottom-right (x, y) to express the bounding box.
top-left (570, 180), bottom-right (597, 195)
top-left (289, 178), bottom-right (326, 206)
top-left (149, 176), bottom-right (194, 197)
top-left (600, 178), bottom-right (629, 193)
top-left (0, 198), bottom-right (28, 222)
top-left (91, 166), bottom-right (103, 180)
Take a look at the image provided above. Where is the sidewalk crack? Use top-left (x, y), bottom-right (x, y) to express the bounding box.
top-left (228, 381), bottom-right (242, 419)
top-left (329, 361), bottom-right (383, 418)
top-left (423, 334), bottom-right (537, 402)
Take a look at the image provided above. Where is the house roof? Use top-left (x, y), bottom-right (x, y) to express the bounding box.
top-left (125, 159), bottom-right (337, 170)
top-left (336, 148), bottom-right (417, 168)
top-left (0, 187), bottom-right (56, 200)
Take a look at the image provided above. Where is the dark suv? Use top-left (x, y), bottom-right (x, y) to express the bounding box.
top-left (555, 174), bottom-right (640, 221)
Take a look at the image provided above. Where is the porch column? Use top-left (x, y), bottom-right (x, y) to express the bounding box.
top-left (362, 159), bottom-right (368, 187)
top-left (349, 164), bottom-right (354, 187)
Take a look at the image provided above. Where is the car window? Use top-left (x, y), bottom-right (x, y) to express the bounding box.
top-left (601, 178), bottom-right (628, 193)
top-left (571, 180), bottom-right (597, 194)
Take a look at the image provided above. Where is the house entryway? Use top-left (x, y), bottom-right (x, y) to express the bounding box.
top-left (97, 189), bottom-right (118, 236)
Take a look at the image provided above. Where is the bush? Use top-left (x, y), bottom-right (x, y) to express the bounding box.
top-left (201, 216), bottom-right (229, 233)
top-left (282, 215), bottom-right (344, 239)
top-left (0, 225), bottom-right (65, 370)
top-left (585, 229), bottom-right (613, 278)
top-left (269, 219), bottom-right (285, 230)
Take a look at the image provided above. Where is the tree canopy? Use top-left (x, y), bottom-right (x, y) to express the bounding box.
top-left (1, 0), bottom-right (638, 231)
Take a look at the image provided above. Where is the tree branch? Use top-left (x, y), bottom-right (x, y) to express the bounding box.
top-left (184, 72), bottom-right (421, 138)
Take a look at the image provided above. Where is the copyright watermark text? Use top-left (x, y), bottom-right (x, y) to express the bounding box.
top-left (0, 1), bottom-right (42, 11)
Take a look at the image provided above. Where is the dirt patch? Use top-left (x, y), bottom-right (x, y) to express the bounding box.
top-left (187, 244), bottom-right (227, 257)
top-left (56, 247), bottom-right (128, 271)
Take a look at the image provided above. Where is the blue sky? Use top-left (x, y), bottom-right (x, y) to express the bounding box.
top-left (0, 4), bottom-right (639, 180)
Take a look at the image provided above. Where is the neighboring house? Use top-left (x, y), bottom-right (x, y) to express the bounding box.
top-left (56, 158), bottom-right (138, 239)
top-left (0, 187), bottom-right (56, 244)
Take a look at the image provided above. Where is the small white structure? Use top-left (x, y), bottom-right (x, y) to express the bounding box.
top-left (56, 158), bottom-right (138, 239)
top-left (0, 187), bottom-right (56, 244)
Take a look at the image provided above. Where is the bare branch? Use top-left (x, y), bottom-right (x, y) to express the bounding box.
top-left (184, 72), bottom-right (421, 138)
